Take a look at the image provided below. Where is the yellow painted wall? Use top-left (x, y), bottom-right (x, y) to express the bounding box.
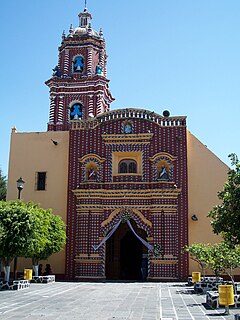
top-left (187, 131), bottom-right (228, 274)
top-left (7, 128), bottom-right (69, 275)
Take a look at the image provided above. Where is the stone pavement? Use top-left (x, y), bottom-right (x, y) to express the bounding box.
top-left (0, 281), bottom-right (240, 319)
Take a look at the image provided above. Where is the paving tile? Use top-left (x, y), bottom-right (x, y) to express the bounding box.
top-left (1, 282), bottom-right (240, 319)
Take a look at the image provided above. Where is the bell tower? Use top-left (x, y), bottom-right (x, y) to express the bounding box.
top-left (46, 5), bottom-right (114, 131)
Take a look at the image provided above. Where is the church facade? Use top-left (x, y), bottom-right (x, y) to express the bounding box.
top-left (7, 6), bottom-right (228, 281)
top-left (66, 108), bottom-right (189, 280)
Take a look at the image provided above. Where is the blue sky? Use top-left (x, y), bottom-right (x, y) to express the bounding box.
top-left (1, 0), bottom-right (240, 176)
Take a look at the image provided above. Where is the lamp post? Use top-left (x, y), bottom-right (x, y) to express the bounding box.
top-left (14, 177), bottom-right (25, 280)
top-left (16, 177), bottom-right (25, 200)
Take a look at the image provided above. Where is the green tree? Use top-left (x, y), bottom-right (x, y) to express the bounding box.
top-left (207, 242), bottom-right (240, 292)
top-left (222, 244), bottom-right (240, 291)
top-left (184, 243), bottom-right (212, 278)
top-left (0, 201), bottom-right (46, 281)
top-left (0, 201), bottom-right (66, 281)
top-left (29, 209), bottom-right (66, 275)
top-left (185, 242), bottom-right (240, 288)
top-left (208, 153), bottom-right (240, 245)
top-left (0, 169), bottom-right (7, 201)
top-left (207, 243), bottom-right (225, 278)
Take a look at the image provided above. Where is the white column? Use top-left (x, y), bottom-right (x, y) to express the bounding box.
top-left (99, 49), bottom-right (104, 68)
top-left (64, 49), bottom-right (69, 76)
top-left (97, 95), bottom-right (102, 115)
top-left (57, 96), bottom-right (64, 124)
top-left (88, 95), bottom-right (94, 117)
top-left (87, 47), bottom-right (93, 76)
top-left (49, 95), bottom-right (56, 123)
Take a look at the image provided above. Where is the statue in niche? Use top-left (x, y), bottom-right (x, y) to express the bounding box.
top-left (96, 65), bottom-right (103, 75)
top-left (158, 165), bottom-right (169, 181)
top-left (52, 66), bottom-right (60, 77)
top-left (73, 56), bottom-right (84, 73)
top-left (88, 166), bottom-right (97, 180)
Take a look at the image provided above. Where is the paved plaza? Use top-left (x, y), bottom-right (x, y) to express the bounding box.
top-left (0, 282), bottom-right (240, 319)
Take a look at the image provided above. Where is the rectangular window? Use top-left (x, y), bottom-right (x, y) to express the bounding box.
top-left (37, 172), bottom-right (46, 191)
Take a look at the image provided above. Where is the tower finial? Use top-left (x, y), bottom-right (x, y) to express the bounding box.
top-left (79, 2), bottom-right (92, 27)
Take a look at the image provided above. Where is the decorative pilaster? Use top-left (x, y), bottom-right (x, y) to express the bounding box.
top-left (104, 55), bottom-right (107, 78)
top-left (88, 95), bottom-right (94, 117)
top-left (63, 49), bottom-right (70, 76)
top-left (57, 96), bottom-right (64, 124)
top-left (96, 95), bottom-right (103, 115)
top-left (87, 47), bottom-right (93, 76)
top-left (49, 95), bottom-right (56, 124)
top-left (99, 49), bottom-right (104, 69)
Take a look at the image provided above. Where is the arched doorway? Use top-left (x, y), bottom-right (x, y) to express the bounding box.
top-left (105, 220), bottom-right (148, 280)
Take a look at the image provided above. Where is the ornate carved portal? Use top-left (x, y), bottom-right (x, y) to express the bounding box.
top-left (105, 220), bottom-right (148, 281)
top-left (100, 209), bottom-right (150, 281)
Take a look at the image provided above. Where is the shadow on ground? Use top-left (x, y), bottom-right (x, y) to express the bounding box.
top-left (175, 289), bottom-right (196, 295)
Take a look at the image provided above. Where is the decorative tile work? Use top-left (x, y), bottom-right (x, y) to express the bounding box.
top-left (65, 112), bottom-right (189, 281)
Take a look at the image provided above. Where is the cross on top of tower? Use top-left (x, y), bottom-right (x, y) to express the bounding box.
top-left (83, 0), bottom-right (88, 12)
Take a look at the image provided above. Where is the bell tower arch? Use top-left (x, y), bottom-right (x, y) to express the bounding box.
top-left (45, 5), bottom-right (114, 131)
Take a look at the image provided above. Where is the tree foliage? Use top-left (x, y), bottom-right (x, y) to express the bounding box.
top-left (208, 153), bottom-right (240, 245)
top-left (183, 243), bottom-right (211, 277)
top-left (0, 169), bottom-right (7, 201)
top-left (0, 201), bottom-right (40, 266)
top-left (207, 243), bottom-right (226, 277)
top-left (209, 242), bottom-right (240, 283)
top-left (0, 200), bottom-right (66, 280)
top-left (184, 242), bottom-right (240, 282)
top-left (0, 223), bottom-right (4, 242)
top-left (30, 210), bottom-right (66, 264)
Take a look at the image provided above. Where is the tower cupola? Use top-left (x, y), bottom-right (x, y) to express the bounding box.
top-left (78, 7), bottom-right (92, 27)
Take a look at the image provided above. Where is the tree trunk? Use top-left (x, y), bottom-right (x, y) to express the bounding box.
top-left (33, 265), bottom-right (39, 277)
top-left (4, 265), bottom-right (10, 282)
top-left (227, 269), bottom-right (236, 294)
top-left (2, 257), bottom-right (13, 283)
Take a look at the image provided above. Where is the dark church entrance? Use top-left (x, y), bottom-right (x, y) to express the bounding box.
top-left (105, 220), bottom-right (148, 280)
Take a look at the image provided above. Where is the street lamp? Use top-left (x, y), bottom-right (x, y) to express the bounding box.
top-left (14, 177), bottom-right (25, 280)
top-left (16, 177), bottom-right (25, 199)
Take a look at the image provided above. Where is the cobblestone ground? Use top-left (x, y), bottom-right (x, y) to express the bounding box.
top-left (0, 282), bottom-right (240, 319)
